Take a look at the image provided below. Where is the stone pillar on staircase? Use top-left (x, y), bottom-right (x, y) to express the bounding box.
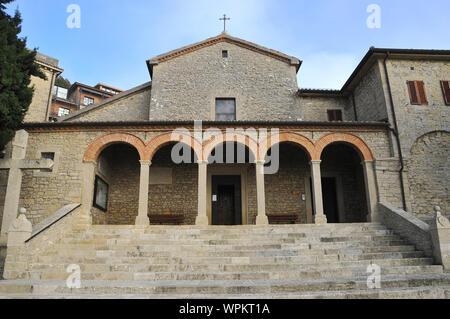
top-left (135, 160), bottom-right (151, 226)
top-left (362, 160), bottom-right (379, 222)
top-left (310, 160), bottom-right (327, 225)
top-left (79, 161), bottom-right (96, 227)
top-left (255, 160), bottom-right (269, 225)
top-left (196, 160), bottom-right (209, 225)
top-left (430, 206), bottom-right (450, 271)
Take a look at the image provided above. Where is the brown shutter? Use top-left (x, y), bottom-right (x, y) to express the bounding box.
top-left (327, 110), bottom-right (343, 122)
top-left (416, 81), bottom-right (428, 105)
top-left (441, 81), bottom-right (450, 105)
top-left (407, 81), bottom-right (419, 104)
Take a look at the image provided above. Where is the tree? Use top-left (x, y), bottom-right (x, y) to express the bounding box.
top-left (0, 0), bottom-right (46, 152)
top-left (55, 76), bottom-right (71, 89)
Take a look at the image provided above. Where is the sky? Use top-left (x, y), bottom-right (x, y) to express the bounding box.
top-left (5, 0), bottom-right (450, 91)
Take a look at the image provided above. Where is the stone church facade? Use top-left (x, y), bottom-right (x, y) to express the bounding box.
top-left (0, 32), bottom-right (449, 244)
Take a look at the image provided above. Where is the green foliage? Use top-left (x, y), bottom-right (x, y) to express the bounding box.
top-left (0, 0), bottom-right (46, 151)
top-left (55, 76), bottom-right (71, 89)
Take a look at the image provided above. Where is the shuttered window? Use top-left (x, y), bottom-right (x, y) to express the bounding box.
top-left (407, 81), bottom-right (428, 105)
top-left (441, 81), bottom-right (450, 105)
top-left (327, 110), bottom-right (343, 122)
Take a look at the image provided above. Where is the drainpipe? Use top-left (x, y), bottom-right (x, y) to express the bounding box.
top-left (383, 52), bottom-right (407, 211)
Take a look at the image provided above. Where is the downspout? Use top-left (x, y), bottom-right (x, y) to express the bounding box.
top-left (383, 52), bottom-right (407, 211)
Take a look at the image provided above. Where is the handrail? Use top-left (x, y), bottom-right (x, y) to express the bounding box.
top-left (26, 203), bottom-right (81, 242)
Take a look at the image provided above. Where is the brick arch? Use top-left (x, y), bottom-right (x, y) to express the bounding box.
top-left (260, 132), bottom-right (316, 160)
top-left (83, 133), bottom-right (147, 162)
top-left (146, 132), bottom-right (203, 162)
top-left (315, 133), bottom-right (374, 161)
top-left (202, 132), bottom-right (259, 161)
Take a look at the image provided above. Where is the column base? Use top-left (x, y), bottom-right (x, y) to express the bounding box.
top-left (314, 214), bottom-right (328, 225)
top-left (135, 215), bottom-right (150, 227)
top-left (195, 215), bottom-right (209, 226)
top-left (255, 215), bottom-right (269, 225)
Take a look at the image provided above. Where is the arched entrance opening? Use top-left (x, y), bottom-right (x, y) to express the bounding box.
top-left (92, 143), bottom-right (140, 225)
top-left (320, 143), bottom-right (368, 223)
top-left (206, 141), bottom-right (256, 225)
top-left (148, 143), bottom-right (199, 225)
top-left (264, 142), bottom-right (313, 224)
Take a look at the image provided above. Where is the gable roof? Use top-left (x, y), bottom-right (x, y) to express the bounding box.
top-left (60, 82), bottom-right (151, 122)
top-left (146, 32), bottom-right (302, 78)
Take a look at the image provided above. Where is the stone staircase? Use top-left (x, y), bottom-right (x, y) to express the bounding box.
top-left (0, 223), bottom-right (449, 299)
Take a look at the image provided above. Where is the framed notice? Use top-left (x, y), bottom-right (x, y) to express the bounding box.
top-left (93, 175), bottom-right (109, 211)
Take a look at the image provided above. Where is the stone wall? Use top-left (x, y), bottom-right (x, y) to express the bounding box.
top-left (407, 131), bottom-right (450, 218)
top-left (0, 170), bottom-right (7, 231)
top-left (66, 86), bottom-right (151, 122)
top-left (300, 96), bottom-right (355, 122)
top-left (24, 68), bottom-right (55, 123)
top-left (384, 58), bottom-right (450, 217)
top-left (353, 61), bottom-right (389, 122)
top-left (150, 42), bottom-right (301, 121)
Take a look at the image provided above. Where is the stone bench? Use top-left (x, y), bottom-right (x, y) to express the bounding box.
top-left (148, 214), bottom-right (185, 225)
top-left (267, 213), bottom-right (299, 225)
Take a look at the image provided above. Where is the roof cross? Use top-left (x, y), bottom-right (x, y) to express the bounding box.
top-left (219, 14), bottom-right (230, 32)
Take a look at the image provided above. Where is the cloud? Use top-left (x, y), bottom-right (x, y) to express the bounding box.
top-left (298, 52), bottom-right (360, 90)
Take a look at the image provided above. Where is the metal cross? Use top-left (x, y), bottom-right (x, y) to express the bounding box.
top-left (219, 14), bottom-right (230, 32)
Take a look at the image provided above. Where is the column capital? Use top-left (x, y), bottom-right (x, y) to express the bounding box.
top-left (83, 160), bottom-right (97, 166)
top-left (197, 160), bottom-right (209, 165)
top-left (139, 160), bottom-right (152, 166)
top-left (310, 160), bottom-right (322, 165)
top-left (361, 160), bottom-right (374, 165)
top-left (254, 160), bottom-right (266, 166)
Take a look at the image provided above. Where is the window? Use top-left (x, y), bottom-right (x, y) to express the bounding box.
top-left (216, 98), bottom-right (236, 121)
top-left (407, 81), bottom-right (428, 105)
top-left (53, 86), bottom-right (68, 99)
top-left (441, 81), bottom-right (450, 105)
top-left (83, 96), bottom-right (95, 106)
top-left (58, 108), bottom-right (70, 117)
top-left (327, 110), bottom-right (343, 122)
top-left (41, 152), bottom-right (55, 173)
top-left (93, 175), bottom-right (109, 211)
top-left (222, 50), bottom-right (228, 58)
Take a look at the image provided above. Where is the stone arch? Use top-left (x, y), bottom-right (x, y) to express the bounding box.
top-left (146, 132), bottom-right (203, 162)
top-left (202, 132), bottom-right (259, 161)
top-left (260, 132), bottom-right (316, 161)
top-left (83, 133), bottom-right (146, 162)
top-left (315, 133), bottom-right (374, 161)
top-left (407, 130), bottom-right (449, 217)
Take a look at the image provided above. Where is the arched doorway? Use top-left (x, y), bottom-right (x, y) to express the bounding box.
top-left (148, 143), bottom-right (199, 225)
top-left (320, 143), bottom-right (368, 223)
top-left (264, 142), bottom-right (313, 224)
top-left (205, 141), bottom-right (256, 225)
top-left (93, 143), bottom-right (141, 225)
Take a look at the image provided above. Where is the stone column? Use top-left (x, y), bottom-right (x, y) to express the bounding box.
top-left (136, 160), bottom-right (151, 226)
top-left (310, 160), bottom-right (327, 225)
top-left (362, 160), bottom-right (379, 222)
top-left (0, 130), bottom-right (28, 244)
top-left (255, 160), bottom-right (269, 225)
top-left (430, 206), bottom-right (450, 271)
top-left (195, 160), bottom-right (209, 225)
top-left (79, 161), bottom-right (96, 227)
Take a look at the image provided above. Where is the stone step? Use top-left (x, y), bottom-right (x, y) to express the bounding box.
top-left (25, 265), bottom-right (444, 281)
top-left (29, 250), bottom-right (426, 265)
top-left (63, 230), bottom-right (397, 241)
top-left (3, 285), bottom-right (450, 299)
top-left (2, 273), bottom-right (448, 295)
top-left (26, 257), bottom-right (436, 274)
